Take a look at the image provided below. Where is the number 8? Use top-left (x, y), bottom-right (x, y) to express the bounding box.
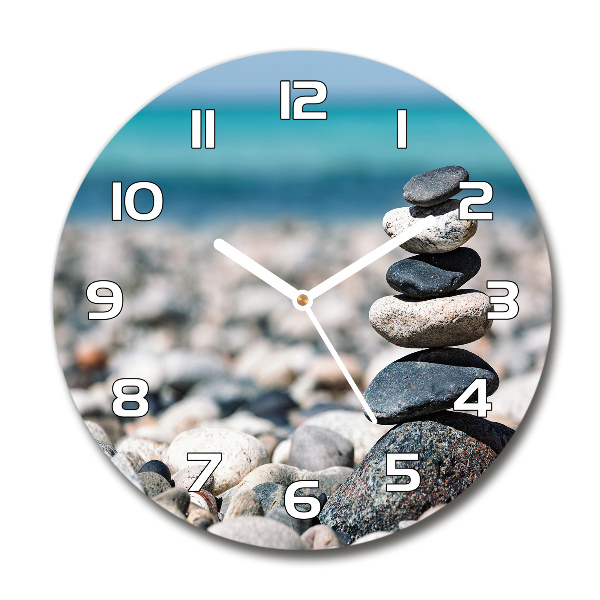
top-left (112, 378), bottom-right (149, 418)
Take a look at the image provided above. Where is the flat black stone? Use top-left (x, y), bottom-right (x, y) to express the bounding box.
top-left (386, 247), bottom-right (481, 299)
top-left (364, 348), bottom-right (499, 424)
top-left (403, 166), bottom-right (469, 207)
top-left (320, 413), bottom-right (510, 541)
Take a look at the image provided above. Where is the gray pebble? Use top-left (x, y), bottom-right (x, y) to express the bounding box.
top-left (85, 420), bottom-right (112, 446)
top-left (139, 471), bottom-right (172, 497)
top-left (369, 290), bottom-right (492, 348)
top-left (289, 426), bottom-right (354, 471)
top-left (153, 487), bottom-right (190, 516)
top-left (224, 489), bottom-right (264, 519)
top-left (251, 482), bottom-right (286, 515)
top-left (403, 166), bottom-right (469, 207)
top-left (383, 199), bottom-right (477, 254)
top-left (301, 524), bottom-right (345, 550)
top-left (208, 516), bottom-right (308, 550)
top-left (265, 506), bottom-right (314, 536)
top-left (187, 508), bottom-right (218, 529)
top-left (111, 452), bottom-right (145, 493)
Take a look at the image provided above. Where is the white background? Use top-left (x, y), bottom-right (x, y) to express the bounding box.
top-left (2, 1), bottom-right (597, 597)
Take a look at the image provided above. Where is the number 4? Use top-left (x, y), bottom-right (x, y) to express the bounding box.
top-left (187, 453), bottom-right (222, 491)
top-left (453, 379), bottom-right (492, 417)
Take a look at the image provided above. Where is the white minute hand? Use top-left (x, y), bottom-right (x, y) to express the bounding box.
top-left (214, 239), bottom-right (299, 301)
top-left (308, 215), bottom-right (436, 300)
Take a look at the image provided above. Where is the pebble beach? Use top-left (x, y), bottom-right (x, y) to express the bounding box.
top-left (54, 169), bottom-right (552, 549)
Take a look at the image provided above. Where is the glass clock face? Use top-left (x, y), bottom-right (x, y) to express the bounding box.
top-left (53, 50), bottom-right (552, 550)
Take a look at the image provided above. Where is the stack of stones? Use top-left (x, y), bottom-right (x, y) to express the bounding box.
top-left (320, 166), bottom-right (515, 542)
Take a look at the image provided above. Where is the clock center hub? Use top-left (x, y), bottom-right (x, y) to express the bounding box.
top-left (293, 290), bottom-right (313, 311)
top-left (297, 294), bottom-right (309, 306)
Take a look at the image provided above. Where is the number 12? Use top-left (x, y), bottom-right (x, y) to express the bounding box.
top-left (280, 80), bottom-right (327, 120)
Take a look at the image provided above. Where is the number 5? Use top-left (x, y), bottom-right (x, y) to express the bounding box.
top-left (386, 453), bottom-right (420, 492)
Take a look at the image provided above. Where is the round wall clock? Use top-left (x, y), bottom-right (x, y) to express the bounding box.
top-left (53, 50), bottom-right (552, 550)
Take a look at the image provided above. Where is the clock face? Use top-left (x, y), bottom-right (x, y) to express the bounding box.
top-left (53, 50), bottom-right (552, 550)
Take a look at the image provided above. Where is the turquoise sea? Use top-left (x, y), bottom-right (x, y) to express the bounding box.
top-left (67, 52), bottom-right (537, 224)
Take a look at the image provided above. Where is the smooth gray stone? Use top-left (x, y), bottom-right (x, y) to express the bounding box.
top-left (403, 166), bottom-right (469, 207)
top-left (266, 506), bottom-right (314, 536)
top-left (386, 247), bottom-right (481, 299)
top-left (208, 516), bottom-right (308, 550)
top-left (288, 426), bottom-right (354, 471)
top-left (111, 452), bottom-right (146, 494)
top-left (153, 487), bottom-right (190, 516)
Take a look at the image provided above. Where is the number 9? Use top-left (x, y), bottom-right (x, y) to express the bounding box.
top-left (86, 280), bottom-right (123, 320)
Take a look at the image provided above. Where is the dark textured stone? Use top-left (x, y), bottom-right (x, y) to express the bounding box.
top-left (95, 439), bottom-right (117, 458)
top-left (139, 471), bottom-right (172, 497)
top-left (421, 411), bottom-right (514, 455)
top-left (364, 348), bottom-right (499, 424)
top-left (252, 482), bottom-right (286, 515)
top-left (319, 413), bottom-right (499, 541)
top-left (289, 426), bottom-right (354, 471)
top-left (138, 460), bottom-right (172, 484)
top-left (403, 166), bottom-right (469, 207)
top-left (386, 247), bottom-right (481, 299)
top-left (246, 390), bottom-right (298, 426)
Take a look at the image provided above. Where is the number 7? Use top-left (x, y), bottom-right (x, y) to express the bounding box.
top-left (187, 453), bottom-right (222, 491)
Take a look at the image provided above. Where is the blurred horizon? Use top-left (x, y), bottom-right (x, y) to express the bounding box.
top-left (67, 51), bottom-right (538, 225)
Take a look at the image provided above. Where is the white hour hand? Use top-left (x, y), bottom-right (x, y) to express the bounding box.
top-left (214, 239), bottom-right (300, 301)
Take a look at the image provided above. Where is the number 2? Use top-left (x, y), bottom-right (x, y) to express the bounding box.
top-left (459, 181), bottom-right (493, 220)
